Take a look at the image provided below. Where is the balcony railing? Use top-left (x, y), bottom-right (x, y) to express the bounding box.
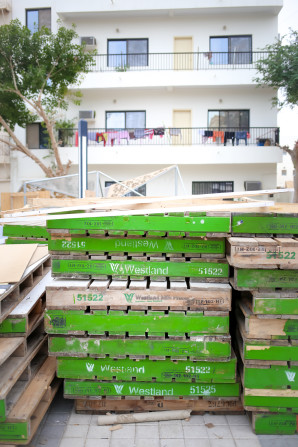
top-left (88, 51), bottom-right (270, 72)
top-left (57, 127), bottom-right (279, 148)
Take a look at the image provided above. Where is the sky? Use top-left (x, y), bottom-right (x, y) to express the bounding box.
top-left (277, 0), bottom-right (298, 147)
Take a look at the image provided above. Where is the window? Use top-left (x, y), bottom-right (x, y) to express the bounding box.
top-left (208, 110), bottom-right (249, 130)
top-left (282, 169), bottom-right (287, 176)
top-left (108, 39), bottom-right (148, 67)
top-left (26, 8), bottom-right (51, 33)
top-left (105, 181), bottom-right (146, 196)
top-left (192, 181), bottom-right (234, 195)
top-left (26, 123), bottom-right (49, 149)
top-left (209, 35), bottom-right (252, 64)
top-left (106, 111), bottom-right (146, 130)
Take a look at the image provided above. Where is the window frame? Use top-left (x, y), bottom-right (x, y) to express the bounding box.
top-left (209, 35), bottom-right (252, 64)
top-left (105, 110), bottom-right (146, 130)
top-left (207, 109), bottom-right (250, 130)
top-left (107, 38), bottom-right (149, 67)
top-left (26, 8), bottom-right (51, 33)
top-left (192, 181), bottom-right (234, 195)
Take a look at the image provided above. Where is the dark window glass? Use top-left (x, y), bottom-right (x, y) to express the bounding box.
top-left (106, 111), bottom-right (146, 130)
top-left (26, 8), bottom-right (51, 33)
top-left (26, 123), bottom-right (49, 149)
top-left (108, 39), bottom-right (148, 67)
top-left (208, 110), bottom-right (249, 130)
top-left (210, 36), bottom-right (252, 64)
top-left (192, 181), bottom-right (234, 195)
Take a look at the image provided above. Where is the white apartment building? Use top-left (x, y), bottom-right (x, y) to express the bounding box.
top-left (0, 0), bottom-right (284, 197)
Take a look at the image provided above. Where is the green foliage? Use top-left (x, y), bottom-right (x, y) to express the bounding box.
top-left (254, 30), bottom-right (298, 108)
top-left (0, 19), bottom-right (95, 129)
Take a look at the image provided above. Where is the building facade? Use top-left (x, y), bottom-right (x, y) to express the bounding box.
top-left (1, 0), bottom-right (284, 197)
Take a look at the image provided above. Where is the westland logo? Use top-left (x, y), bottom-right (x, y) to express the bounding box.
top-left (285, 371), bottom-right (296, 382)
top-left (164, 241), bottom-right (174, 251)
top-left (114, 385), bottom-right (124, 394)
top-left (124, 293), bottom-right (135, 303)
top-left (86, 363), bottom-right (95, 372)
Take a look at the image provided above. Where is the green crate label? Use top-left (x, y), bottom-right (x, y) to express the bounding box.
top-left (64, 380), bottom-right (239, 397)
top-left (52, 259), bottom-right (228, 278)
top-left (0, 422), bottom-right (28, 440)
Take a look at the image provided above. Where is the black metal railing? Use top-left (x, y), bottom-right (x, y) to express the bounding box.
top-left (88, 51), bottom-right (270, 72)
top-left (57, 127), bottom-right (279, 148)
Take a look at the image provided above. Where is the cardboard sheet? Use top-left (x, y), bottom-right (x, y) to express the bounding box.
top-left (0, 244), bottom-right (38, 283)
top-left (28, 246), bottom-right (49, 267)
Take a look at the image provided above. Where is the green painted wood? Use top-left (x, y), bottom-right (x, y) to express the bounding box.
top-left (0, 421), bottom-right (28, 441)
top-left (5, 238), bottom-right (48, 245)
top-left (244, 366), bottom-right (298, 389)
top-left (47, 215), bottom-right (231, 233)
top-left (44, 310), bottom-right (229, 336)
top-left (48, 336), bottom-right (231, 359)
top-left (0, 400), bottom-right (5, 423)
top-left (253, 412), bottom-right (298, 435)
top-left (51, 259), bottom-right (228, 279)
top-left (235, 269), bottom-right (298, 289)
top-left (49, 237), bottom-right (225, 254)
top-left (232, 214), bottom-right (298, 234)
top-left (244, 395), bottom-right (298, 409)
top-left (64, 379), bottom-right (240, 397)
top-left (56, 356), bottom-right (236, 382)
top-left (3, 225), bottom-right (49, 239)
top-left (253, 297), bottom-right (298, 315)
top-left (244, 342), bottom-right (298, 362)
top-left (0, 318), bottom-right (26, 334)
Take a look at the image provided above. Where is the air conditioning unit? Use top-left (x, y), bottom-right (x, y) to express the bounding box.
top-left (79, 110), bottom-right (96, 120)
top-left (244, 181), bottom-right (262, 191)
top-left (80, 36), bottom-right (96, 47)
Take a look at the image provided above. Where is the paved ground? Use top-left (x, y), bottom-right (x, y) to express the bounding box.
top-left (28, 386), bottom-right (298, 447)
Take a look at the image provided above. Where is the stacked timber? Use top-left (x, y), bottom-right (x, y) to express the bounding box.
top-left (3, 224), bottom-right (49, 245)
top-left (0, 253), bottom-right (61, 445)
top-left (228, 212), bottom-right (298, 435)
top-left (45, 211), bottom-right (242, 413)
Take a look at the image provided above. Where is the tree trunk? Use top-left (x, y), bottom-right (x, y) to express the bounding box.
top-left (293, 167), bottom-right (298, 203)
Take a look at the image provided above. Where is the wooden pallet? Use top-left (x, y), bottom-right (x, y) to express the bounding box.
top-left (49, 235), bottom-right (226, 256)
top-left (56, 352), bottom-right (237, 382)
top-left (46, 212), bottom-right (231, 235)
top-left (46, 278), bottom-right (232, 311)
top-left (231, 267), bottom-right (298, 290)
top-left (3, 225), bottom-right (49, 240)
top-left (251, 411), bottom-right (298, 435)
top-left (239, 290), bottom-right (298, 316)
top-left (51, 257), bottom-right (229, 281)
top-left (74, 395), bottom-right (244, 414)
top-left (64, 379), bottom-right (240, 399)
top-left (236, 298), bottom-right (298, 340)
top-left (44, 308), bottom-right (229, 336)
top-left (0, 332), bottom-right (47, 422)
top-left (0, 271), bottom-right (50, 336)
top-left (231, 213), bottom-right (298, 236)
top-left (0, 256), bottom-right (51, 325)
top-left (0, 357), bottom-right (61, 445)
top-left (227, 237), bottom-right (298, 268)
top-left (48, 334), bottom-right (232, 360)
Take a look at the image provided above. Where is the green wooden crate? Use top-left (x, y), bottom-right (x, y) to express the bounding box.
top-left (252, 412), bottom-right (298, 435)
top-left (49, 236), bottom-right (225, 254)
top-left (243, 340), bottom-right (298, 362)
top-left (57, 356), bottom-right (237, 382)
top-left (234, 268), bottom-right (298, 289)
top-left (5, 238), bottom-right (48, 245)
top-left (0, 421), bottom-right (28, 441)
top-left (252, 293), bottom-right (298, 315)
top-left (3, 225), bottom-right (49, 239)
top-left (51, 259), bottom-right (229, 279)
top-left (244, 365), bottom-right (298, 390)
top-left (47, 214), bottom-right (231, 233)
top-left (44, 309), bottom-right (229, 336)
top-left (231, 214), bottom-right (298, 235)
top-left (244, 393), bottom-right (298, 409)
top-left (49, 335), bottom-right (231, 360)
top-left (0, 318), bottom-right (26, 334)
top-left (64, 379), bottom-right (240, 398)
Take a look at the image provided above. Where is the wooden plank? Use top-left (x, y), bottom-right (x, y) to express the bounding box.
top-left (231, 213), bottom-right (298, 235)
top-left (48, 335), bottom-right (231, 360)
top-left (0, 339), bottom-right (25, 367)
top-left (251, 291), bottom-right (298, 315)
top-left (75, 395), bottom-right (244, 414)
top-left (252, 412), bottom-right (298, 435)
top-left (51, 258), bottom-right (229, 279)
top-left (57, 354), bottom-right (237, 382)
top-left (233, 268), bottom-right (298, 290)
top-left (46, 283), bottom-right (231, 311)
top-left (44, 309), bottom-right (229, 336)
top-left (64, 379), bottom-right (240, 398)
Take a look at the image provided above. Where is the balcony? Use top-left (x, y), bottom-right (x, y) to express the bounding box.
top-left (89, 51), bottom-right (269, 72)
top-left (54, 126), bottom-right (282, 166)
